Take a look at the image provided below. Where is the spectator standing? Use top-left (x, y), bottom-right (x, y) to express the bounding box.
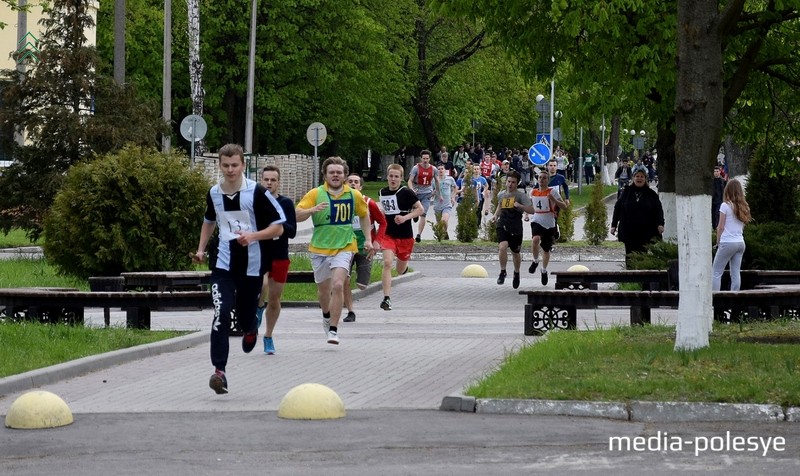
top-left (711, 165), bottom-right (727, 230)
top-left (192, 144), bottom-right (286, 394)
top-left (712, 179), bottom-right (751, 291)
top-left (452, 144), bottom-right (469, 177)
top-left (255, 165), bottom-right (297, 355)
top-left (615, 160), bottom-right (633, 199)
top-left (583, 149), bottom-right (596, 184)
top-left (296, 157), bottom-right (374, 345)
top-left (610, 164), bottom-right (665, 267)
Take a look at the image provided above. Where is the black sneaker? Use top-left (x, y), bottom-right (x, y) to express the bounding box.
top-left (415, 234), bottom-right (421, 243)
top-left (380, 297), bottom-right (392, 311)
top-left (343, 311), bottom-right (356, 322)
top-left (242, 331), bottom-right (257, 353)
top-left (209, 370), bottom-right (228, 395)
top-left (528, 261), bottom-right (539, 274)
top-left (497, 270), bottom-right (507, 285)
top-left (541, 270), bottom-right (549, 286)
top-left (512, 272), bottom-right (521, 289)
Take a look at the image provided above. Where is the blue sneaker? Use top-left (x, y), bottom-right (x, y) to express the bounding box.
top-left (263, 336), bottom-right (275, 355)
top-left (255, 305), bottom-right (265, 329)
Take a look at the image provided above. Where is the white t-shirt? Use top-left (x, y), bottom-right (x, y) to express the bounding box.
top-left (718, 201), bottom-right (745, 243)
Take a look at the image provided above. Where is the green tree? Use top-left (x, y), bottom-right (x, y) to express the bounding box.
top-left (0, 0), bottom-right (167, 239)
top-left (43, 146), bottom-right (208, 278)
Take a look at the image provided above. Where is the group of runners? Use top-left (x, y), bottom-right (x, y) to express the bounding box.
top-left (193, 145), bottom-right (568, 395)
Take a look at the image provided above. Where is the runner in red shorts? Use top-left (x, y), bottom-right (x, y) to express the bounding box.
top-left (376, 164), bottom-right (424, 310)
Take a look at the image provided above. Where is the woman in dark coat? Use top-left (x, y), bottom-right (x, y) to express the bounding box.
top-left (610, 165), bottom-right (665, 267)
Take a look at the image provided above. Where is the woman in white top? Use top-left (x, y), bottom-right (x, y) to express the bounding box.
top-left (712, 179), bottom-right (752, 291)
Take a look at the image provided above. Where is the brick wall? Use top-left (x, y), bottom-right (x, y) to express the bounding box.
top-left (194, 153), bottom-right (320, 203)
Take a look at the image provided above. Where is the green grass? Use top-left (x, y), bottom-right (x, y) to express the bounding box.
top-left (466, 322), bottom-right (800, 406)
top-left (0, 258), bottom-right (88, 290)
top-left (0, 321), bottom-right (186, 378)
top-left (360, 180), bottom-right (384, 201)
top-left (569, 184), bottom-right (618, 210)
top-left (0, 229), bottom-right (38, 248)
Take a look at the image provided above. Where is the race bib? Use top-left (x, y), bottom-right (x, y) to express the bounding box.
top-left (219, 210), bottom-right (253, 241)
top-left (500, 196), bottom-right (516, 209)
top-left (533, 195), bottom-right (550, 213)
top-left (352, 215), bottom-right (361, 229)
top-left (329, 198), bottom-right (353, 225)
top-left (381, 194), bottom-right (401, 215)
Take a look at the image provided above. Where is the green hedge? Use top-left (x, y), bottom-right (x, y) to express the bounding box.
top-left (43, 145), bottom-right (209, 278)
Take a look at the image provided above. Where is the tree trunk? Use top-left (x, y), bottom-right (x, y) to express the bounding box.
top-left (187, 0), bottom-right (206, 153)
top-left (722, 134), bottom-right (752, 179)
top-left (674, 0), bottom-right (725, 351)
top-left (114, 0), bottom-right (126, 85)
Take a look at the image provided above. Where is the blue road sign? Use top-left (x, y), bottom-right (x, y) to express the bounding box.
top-left (536, 134), bottom-right (551, 147)
top-left (528, 142), bottom-right (551, 166)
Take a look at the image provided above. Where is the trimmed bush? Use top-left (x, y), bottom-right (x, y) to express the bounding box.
top-left (43, 145), bottom-right (209, 278)
top-left (743, 222), bottom-right (800, 270)
top-left (556, 202), bottom-right (575, 242)
top-left (456, 170), bottom-right (479, 243)
top-left (583, 180), bottom-right (608, 245)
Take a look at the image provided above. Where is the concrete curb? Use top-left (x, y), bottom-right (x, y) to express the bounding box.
top-left (0, 331), bottom-right (209, 397)
top-left (440, 395), bottom-right (800, 422)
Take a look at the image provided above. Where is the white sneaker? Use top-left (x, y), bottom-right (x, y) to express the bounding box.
top-left (327, 330), bottom-right (339, 345)
top-left (323, 317), bottom-right (331, 334)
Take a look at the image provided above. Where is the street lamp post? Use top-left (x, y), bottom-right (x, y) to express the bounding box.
top-left (599, 116), bottom-right (608, 184)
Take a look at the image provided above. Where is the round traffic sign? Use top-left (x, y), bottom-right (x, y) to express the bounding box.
top-left (528, 142), bottom-right (552, 166)
top-left (180, 114), bottom-right (207, 142)
top-left (306, 122), bottom-right (327, 147)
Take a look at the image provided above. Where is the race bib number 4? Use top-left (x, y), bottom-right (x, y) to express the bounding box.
top-left (219, 210), bottom-right (253, 241)
top-left (381, 195), bottom-right (401, 215)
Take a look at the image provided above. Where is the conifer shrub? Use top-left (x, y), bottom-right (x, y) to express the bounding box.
top-left (456, 170), bottom-right (479, 242)
top-left (556, 202), bottom-right (575, 242)
top-left (583, 180), bottom-right (608, 245)
top-left (43, 145), bottom-right (209, 278)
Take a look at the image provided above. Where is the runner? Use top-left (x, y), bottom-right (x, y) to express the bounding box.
top-left (377, 164), bottom-right (424, 311)
top-left (522, 170), bottom-right (567, 286)
top-left (408, 149), bottom-right (440, 243)
top-left (490, 170), bottom-right (531, 289)
top-left (295, 157), bottom-right (374, 344)
top-left (255, 165), bottom-right (297, 355)
top-left (192, 144), bottom-right (286, 394)
top-left (343, 173), bottom-right (386, 322)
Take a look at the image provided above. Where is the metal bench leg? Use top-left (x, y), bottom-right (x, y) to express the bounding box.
top-left (126, 307), bottom-right (152, 329)
top-left (630, 306), bottom-right (651, 326)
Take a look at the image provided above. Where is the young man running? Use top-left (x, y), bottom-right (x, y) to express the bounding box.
top-left (408, 149), bottom-right (440, 243)
top-left (255, 165), bottom-right (297, 355)
top-left (296, 157), bottom-right (374, 344)
top-left (377, 164), bottom-right (424, 310)
top-left (522, 170), bottom-right (567, 286)
top-left (547, 158), bottom-right (571, 239)
top-left (343, 173), bottom-right (386, 322)
top-left (490, 170), bottom-right (531, 289)
top-left (192, 144), bottom-right (286, 394)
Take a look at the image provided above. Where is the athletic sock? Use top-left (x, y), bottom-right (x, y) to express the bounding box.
top-left (323, 311), bottom-right (331, 319)
top-left (329, 326), bottom-right (338, 333)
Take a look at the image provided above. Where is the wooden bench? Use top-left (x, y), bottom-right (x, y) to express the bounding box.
top-left (553, 269), bottom-right (800, 291)
top-left (519, 288), bottom-right (800, 335)
top-left (119, 270), bottom-right (316, 291)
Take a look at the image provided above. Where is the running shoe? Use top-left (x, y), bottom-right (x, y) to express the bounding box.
top-left (242, 331), bottom-right (257, 353)
top-left (380, 297), bottom-right (392, 311)
top-left (327, 330), bottom-right (339, 345)
top-left (512, 272), bottom-right (521, 289)
top-left (415, 234), bottom-right (421, 243)
top-left (209, 370), bottom-right (228, 395)
top-left (497, 270), bottom-right (507, 285)
top-left (255, 305), bottom-right (265, 329)
top-left (528, 261), bottom-right (539, 274)
top-left (323, 316), bottom-right (331, 334)
top-left (343, 311), bottom-right (356, 322)
top-left (541, 270), bottom-right (549, 286)
top-left (263, 336), bottom-right (275, 355)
